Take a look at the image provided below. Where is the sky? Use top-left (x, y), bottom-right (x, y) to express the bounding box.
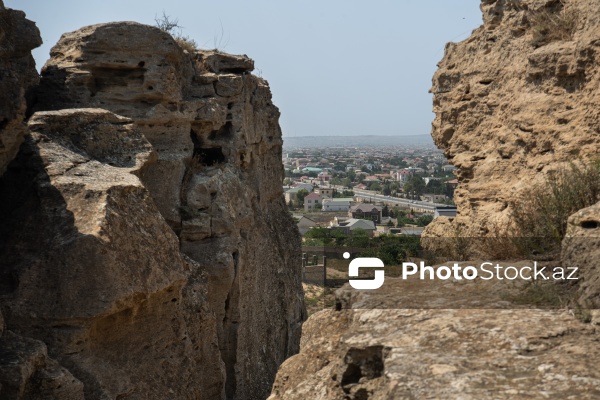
top-left (6, 1), bottom-right (482, 138)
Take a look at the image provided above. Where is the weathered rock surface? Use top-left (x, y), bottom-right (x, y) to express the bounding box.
top-left (424, 0), bottom-right (600, 236)
top-left (0, 330), bottom-right (84, 399)
top-left (270, 277), bottom-right (600, 399)
top-left (0, 0), bottom-right (42, 175)
top-left (0, 109), bottom-right (224, 399)
top-left (562, 201), bottom-right (600, 308)
top-left (1, 20), bottom-right (303, 400)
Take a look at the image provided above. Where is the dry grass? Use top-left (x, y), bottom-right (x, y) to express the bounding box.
top-left (303, 283), bottom-right (336, 316)
top-left (175, 36), bottom-right (198, 53)
top-left (509, 161), bottom-right (600, 257)
top-left (529, 0), bottom-right (579, 46)
top-left (475, 161), bottom-right (600, 259)
top-left (155, 12), bottom-right (198, 53)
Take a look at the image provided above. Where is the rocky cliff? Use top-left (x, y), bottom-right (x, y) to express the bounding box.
top-left (0, 0), bottom-right (41, 175)
top-left (0, 15), bottom-right (304, 400)
top-left (424, 0), bottom-right (600, 236)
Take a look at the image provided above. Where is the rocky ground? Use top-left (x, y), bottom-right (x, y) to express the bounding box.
top-left (274, 265), bottom-right (600, 399)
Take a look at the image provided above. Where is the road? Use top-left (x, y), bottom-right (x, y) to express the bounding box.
top-left (351, 189), bottom-right (446, 212)
top-left (318, 184), bottom-right (449, 212)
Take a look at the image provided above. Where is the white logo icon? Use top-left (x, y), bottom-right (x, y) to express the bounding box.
top-left (345, 252), bottom-right (385, 290)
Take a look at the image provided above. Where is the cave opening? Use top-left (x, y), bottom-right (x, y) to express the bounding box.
top-left (190, 129), bottom-right (226, 166)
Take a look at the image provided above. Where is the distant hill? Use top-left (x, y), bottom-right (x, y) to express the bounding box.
top-left (282, 135), bottom-right (435, 148)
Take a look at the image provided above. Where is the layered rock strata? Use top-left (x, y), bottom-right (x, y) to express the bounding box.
top-left (0, 19), bottom-right (303, 400)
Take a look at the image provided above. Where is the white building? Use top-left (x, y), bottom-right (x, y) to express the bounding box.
top-left (322, 198), bottom-right (354, 212)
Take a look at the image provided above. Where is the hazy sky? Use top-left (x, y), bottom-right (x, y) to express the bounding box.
top-left (7, 1), bottom-right (482, 138)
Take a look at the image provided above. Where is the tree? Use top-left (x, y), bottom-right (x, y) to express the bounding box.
top-left (382, 186), bottom-right (392, 196)
top-left (296, 189), bottom-right (309, 203)
top-left (403, 175), bottom-right (426, 198)
top-left (382, 205), bottom-right (390, 217)
top-left (416, 214), bottom-right (434, 227)
top-left (304, 227), bottom-right (330, 239)
top-left (369, 182), bottom-right (381, 192)
top-left (347, 170), bottom-right (356, 183)
top-left (426, 179), bottom-right (443, 191)
top-left (346, 228), bottom-right (370, 248)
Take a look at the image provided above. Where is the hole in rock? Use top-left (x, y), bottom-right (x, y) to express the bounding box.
top-left (190, 130), bottom-right (227, 166)
top-left (581, 221), bottom-right (599, 230)
top-left (341, 346), bottom-right (385, 393)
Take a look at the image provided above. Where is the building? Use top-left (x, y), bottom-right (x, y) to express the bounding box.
top-left (434, 206), bottom-right (457, 218)
top-left (395, 169), bottom-right (413, 182)
top-left (446, 179), bottom-right (459, 189)
top-left (315, 187), bottom-right (334, 197)
top-left (331, 218), bottom-right (377, 237)
top-left (304, 192), bottom-right (324, 211)
top-left (322, 197), bottom-right (354, 212)
top-left (317, 172), bottom-right (331, 182)
top-left (284, 183), bottom-right (313, 203)
top-left (421, 193), bottom-right (447, 203)
top-left (348, 204), bottom-right (383, 224)
top-left (297, 216), bottom-right (318, 236)
top-left (442, 165), bottom-right (456, 172)
top-left (301, 167), bottom-right (323, 173)
top-left (423, 177), bottom-right (441, 186)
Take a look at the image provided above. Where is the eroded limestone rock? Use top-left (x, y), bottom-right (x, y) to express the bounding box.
top-left (424, 0), bottom-right (600, 236)
top-left (562, 201), bottom-right (600, 308)
top-left (0, 109), bottom-right (224, 399)
top-left (0, 0), bottom-right (42, 175)
top-left (2, 20), bottom-right (303, 400)
top-left (270, 278), bottom-right (600, 399)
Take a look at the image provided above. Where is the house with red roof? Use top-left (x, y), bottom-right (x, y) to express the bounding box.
top-left (304, 192), bottom-right (324, 212)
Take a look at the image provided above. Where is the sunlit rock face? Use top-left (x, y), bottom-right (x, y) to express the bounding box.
top-left (424, 0), bottom-right (600, 236)
top-left (1, 19), bottom-right (304, 400)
